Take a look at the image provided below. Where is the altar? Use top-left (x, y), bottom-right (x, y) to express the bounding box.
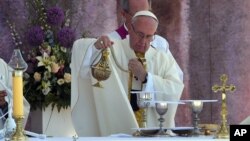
top-left (27, 136), bottom-right (229, 141)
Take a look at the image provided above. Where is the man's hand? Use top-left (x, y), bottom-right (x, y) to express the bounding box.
top-left (94, 35), bottom-right (114, 50)
top-left (0, 90), bottom-right (7, 107)
top-left (128, 58), bottom-right (147, 82)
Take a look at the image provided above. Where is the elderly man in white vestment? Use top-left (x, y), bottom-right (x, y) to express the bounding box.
top-left (108, 0), bottom-right (183, 81)
top-left (71, 11), bottom-right (184, 136)
top-left (0, 58), bottom-right (30, 129)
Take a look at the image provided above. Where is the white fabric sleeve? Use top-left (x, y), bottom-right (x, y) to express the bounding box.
top-left (151, 35), bottom-right (169, 52)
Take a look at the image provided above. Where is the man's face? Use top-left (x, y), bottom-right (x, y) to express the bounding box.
top-left (129, 16), bottom-right (157, 53)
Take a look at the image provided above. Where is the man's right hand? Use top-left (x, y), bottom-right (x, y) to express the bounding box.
top-left (94, 35), bottom-right (114, 50)
top-left (128, 58), bottom-right (147, 82)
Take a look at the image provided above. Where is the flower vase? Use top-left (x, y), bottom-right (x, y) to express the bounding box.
top-left (28, 104), bottom-right (76, 137)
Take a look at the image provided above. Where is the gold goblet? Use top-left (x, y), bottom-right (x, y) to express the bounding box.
top-left (136, 92), bottom-right (152, 128)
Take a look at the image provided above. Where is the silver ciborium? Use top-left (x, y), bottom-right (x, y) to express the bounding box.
top-left (190, 100), bottom-right (203, 136)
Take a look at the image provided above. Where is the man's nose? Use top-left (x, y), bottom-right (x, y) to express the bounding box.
top-left (139, 36), bottom-right (148, 44)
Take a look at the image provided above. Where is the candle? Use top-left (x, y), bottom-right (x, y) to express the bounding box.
top-left (13, 70), bottom-right (24, 117)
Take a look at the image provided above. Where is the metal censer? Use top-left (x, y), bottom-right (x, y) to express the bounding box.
top-left (91, 49), bottom-right (111, 88)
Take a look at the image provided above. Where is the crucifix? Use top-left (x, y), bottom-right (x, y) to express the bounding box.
top-left (212, 74), bottom-right (236, 139)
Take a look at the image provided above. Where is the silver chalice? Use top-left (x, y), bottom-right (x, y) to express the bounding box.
top-left (155, 101), bottom-right (168, 136)
top-left (190, 100), bottom-right (203, 136)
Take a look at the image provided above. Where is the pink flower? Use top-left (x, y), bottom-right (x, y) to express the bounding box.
top-left (51, 63), bottom-right (60, 73)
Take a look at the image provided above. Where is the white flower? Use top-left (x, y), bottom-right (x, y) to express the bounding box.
top-left (60, 46), bottom-right (67, 53)
top-left (64, 73), bottom-right (71, 83)
top-left (57, 78), bottom-right (65, 85)
top-left (36, 52), bottom-right (52, 72)
top-left (41, 81), bottom-right (51, 95)
top-left (33, 72), bottom-right (41, 82)
top-left (42, 87), bottom-right (51, 95)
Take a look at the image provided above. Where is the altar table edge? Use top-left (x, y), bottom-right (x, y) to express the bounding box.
top-left (27, 136), bottom-right (229, 141)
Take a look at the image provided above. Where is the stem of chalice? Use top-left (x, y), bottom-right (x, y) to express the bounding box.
top-left (155, 102), bottom-right (168, 136)
top-left (191, 100), bottom-right (203, 136)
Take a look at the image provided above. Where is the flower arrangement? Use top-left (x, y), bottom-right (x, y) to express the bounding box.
top-left (22, 1), bottom-right (75, 112)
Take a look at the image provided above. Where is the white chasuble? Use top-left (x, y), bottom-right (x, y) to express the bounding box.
top-left (71, 39), bottom-right (138, 137)
top-left (71, 38), bottom-right (184, 136)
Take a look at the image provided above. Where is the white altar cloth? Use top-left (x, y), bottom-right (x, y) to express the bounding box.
top-left (26, 136), bottom-right (229, 141)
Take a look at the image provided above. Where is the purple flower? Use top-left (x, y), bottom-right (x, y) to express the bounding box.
top-left (27, 26), bottom-right (44, 46)
top-left (47, 6), bottom-right (65, 26)
top-left (57, 27), bottom-right (75, 48)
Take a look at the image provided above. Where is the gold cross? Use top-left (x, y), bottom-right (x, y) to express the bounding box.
top-left (212, 74), bottom-right (236, 139)
top-left (212, 74), bottom-right (236, 96)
